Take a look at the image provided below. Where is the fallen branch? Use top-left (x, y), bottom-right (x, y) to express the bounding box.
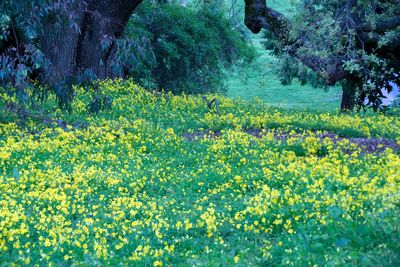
top-left (2, 101), bottom-right (87, 131)
top-left (202, 96), bottom-right (220, 115)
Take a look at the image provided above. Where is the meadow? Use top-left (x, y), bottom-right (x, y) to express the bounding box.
top-left (226, 37), bottom-right (343, 111)
top-left (0, 80), bottom-right (399, 265)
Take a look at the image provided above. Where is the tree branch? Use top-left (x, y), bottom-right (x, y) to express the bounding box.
top-left (243, 0), bottom-right (400, 85)
top-left (357, 16), bottom-right (400, 33)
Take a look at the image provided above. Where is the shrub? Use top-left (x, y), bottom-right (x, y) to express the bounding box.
top-left (117, 3), bottom-right (255, 94)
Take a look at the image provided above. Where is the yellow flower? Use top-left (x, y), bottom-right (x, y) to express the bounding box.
top-left (44, 238), bottom-right (52, 247)
top-left (234, 256), bottom-right (240, 263)
top-left (0, 151), bottom-right (11, 160)
top-left (153, 260), bottom-right (163, 267)
top-left (176, 221), bottom-right (183, 228)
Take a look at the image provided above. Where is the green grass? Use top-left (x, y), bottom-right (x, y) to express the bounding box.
top-left (226, 37), bottom-right (342, 111)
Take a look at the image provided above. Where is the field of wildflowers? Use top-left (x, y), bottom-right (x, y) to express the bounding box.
top-left (1, 80), bottom-right (400, 265)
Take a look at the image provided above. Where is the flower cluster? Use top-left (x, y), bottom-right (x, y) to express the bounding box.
top-left (0, 80), bottom-right (399, 265)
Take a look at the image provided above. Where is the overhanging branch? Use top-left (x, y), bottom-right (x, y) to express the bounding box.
top-left (243, 0), bottom-right (400, 85)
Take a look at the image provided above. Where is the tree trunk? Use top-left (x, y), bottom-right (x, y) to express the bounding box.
top-left (340, 79), bottom-right (357, 111)
top-left (40, 0), bottom-right (143, 85)
top-left (40, 1), bottom-right (85, 84)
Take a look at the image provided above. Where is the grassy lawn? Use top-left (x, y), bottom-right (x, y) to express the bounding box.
top-left (226, 37), bottom-right (342, 111)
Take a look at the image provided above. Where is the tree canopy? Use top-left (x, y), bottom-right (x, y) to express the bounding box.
top-left (244, 0), bottom-right (400, 110)
top-left (120, 2), bottom-right (255, 94)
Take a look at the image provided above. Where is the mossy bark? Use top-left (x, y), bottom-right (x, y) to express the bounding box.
top-left (39, 0), bottom-right (143, 85)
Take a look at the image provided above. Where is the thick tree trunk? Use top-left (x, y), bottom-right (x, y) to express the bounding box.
top-left (340, 79), bottom-right (357, 111)
top-left (76, 0), bottom-right (143, 79)
top-left (40, 0), bottom-right (143, 85)
top-left (40, 2), bottom-right (85, 84)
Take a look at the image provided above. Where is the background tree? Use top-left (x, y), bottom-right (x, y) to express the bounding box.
top-left (116, 2), bottom-right (255, 94)
top-left (244, 0), bottom-right (400, 111)
top-left (1, 0), bottom-right (143, 109)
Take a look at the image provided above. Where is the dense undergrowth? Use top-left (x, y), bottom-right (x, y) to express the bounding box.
top-left (0, 80), bottom-right (399, 265)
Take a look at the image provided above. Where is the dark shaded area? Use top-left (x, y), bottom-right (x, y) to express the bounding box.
top-left (182, 128), bottom-right (400, 154)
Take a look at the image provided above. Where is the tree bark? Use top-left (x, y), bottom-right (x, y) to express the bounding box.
top-left (76, 0), bottom-right (143, 79)
top-left (340, 78), bottom-right (357, 111)
top-left (40, 1), bottom-right (85, 84)
top-left (39, 0), bottom-right (143, 85)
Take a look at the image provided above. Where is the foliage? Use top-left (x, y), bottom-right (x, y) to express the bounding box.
top-left (260, 0), bottom-right (400, 111)
top-left (387, 94), bottom-right (400, 116)
top-left (1, 80), bottom-right (400, 265)
top-left (270, 52), bottom-right (329, 90)
top-left (118, 2), bottom-right (255, 94)
top-left (0, 0), bottom-right (102, 111)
